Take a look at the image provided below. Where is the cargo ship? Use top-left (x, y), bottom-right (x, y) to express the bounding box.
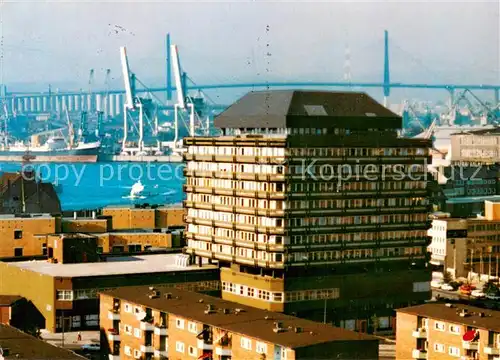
top-left (0, 136), bottom-right (101, 163)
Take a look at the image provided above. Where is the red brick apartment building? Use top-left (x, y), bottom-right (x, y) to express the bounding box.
top-left (100, 286), bottom-right (379, 360)
top-left (396, 303), bottom-right (500, 360)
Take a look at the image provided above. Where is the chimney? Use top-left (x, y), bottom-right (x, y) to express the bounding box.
top-left (73, 212), bottom-right (77, 220)
top-left (165, 293), bottom-right (172, 299)
top-left (92, 211), bottom-right (96, 219)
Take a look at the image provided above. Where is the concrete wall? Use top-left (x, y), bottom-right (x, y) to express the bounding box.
top-left (61, 218), bottom-right (109, 233)
top-left (102, 207), bottom-right (184, 230)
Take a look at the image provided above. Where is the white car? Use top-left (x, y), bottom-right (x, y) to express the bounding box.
top-left (471, 290), bottom-right (485, 298)
top-left (431, 280), bottom-right (443, 288)
top-left (81, 343), bottom-right (100, 351)
top-left (440, 283), bottom-right (454, 291)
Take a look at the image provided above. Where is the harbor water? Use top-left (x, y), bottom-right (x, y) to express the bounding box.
top-left (0, 162), bottom-right (185, 211)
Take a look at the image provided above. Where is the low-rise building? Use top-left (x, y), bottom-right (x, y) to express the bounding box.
top-left (102, 206), bottom-right (184, 230)
top-left (428, 201), bottom-right (500, 280)
top-left (0, 254), bottom-right (219, 332)
top-left (100, 286), bottom-right (379, 360)
top-left (0, 296), bottom-right (23, 325)
top-left (396, 302), bottom-right (500, 360)
top-left (0, 323), bottom-right (84, 359)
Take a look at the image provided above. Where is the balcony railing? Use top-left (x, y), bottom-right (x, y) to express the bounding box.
top-left (462, 341), bottom-right (479, 350)
top-left (140, 321), bottom-right (155, 331)
top-left (108, 355), bottom-right (120, 360)
top-left (154, 350), bottom-right (168, 358)
top-left (107, 333), bottom-right (120, 342)
top-left (215, 346), bottom-right (232, 356)
top-left (412, 328), bottom-right (427, 338)
top-left (485, 346), bottom-right (500, 355)
top-left (197, 338), bottom-right (213, 350)
top-left (412, 349), bottom-right (427, 359)
top-left (140, 345), bottom-right (154, 353)
top-left (154, 324), bottom-right (168, 336)
top-left (107, 310), bottom-right (120, 321)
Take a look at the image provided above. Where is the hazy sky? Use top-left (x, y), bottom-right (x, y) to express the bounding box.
top-left (0, 0), bottom-right (498, 99)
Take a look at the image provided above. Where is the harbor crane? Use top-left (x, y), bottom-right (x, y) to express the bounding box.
top-left (119, 46), bottom-right (160, 156)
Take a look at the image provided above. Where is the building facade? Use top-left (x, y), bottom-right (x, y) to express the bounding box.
top-left (184, 90), bottom-right (433, 331)
top-left (396, 303), bottom-right (500, 360)
top-left (100, 286), bottom-right (379, 360)
top-left (428, 201), bottom-right (500, 280)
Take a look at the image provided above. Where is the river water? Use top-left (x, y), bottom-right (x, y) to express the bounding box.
top-left (0, 162), bottom-right (185, 211)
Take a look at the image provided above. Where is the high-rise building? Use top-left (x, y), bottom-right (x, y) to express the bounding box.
top-left (184, 90), bottom-right (432, 332)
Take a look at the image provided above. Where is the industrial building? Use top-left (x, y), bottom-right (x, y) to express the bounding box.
top-left (0, 254), bottom-right (218, 332)
top-left (0, 206), bottom-right (184, 260)
top-left (184, 90), bottom-right (432, 332)
top-left (396, 303), bottom-right (500, 360)
top-left (428, 200), bottom-right (500, 280)
top-left (100, 286), bottom-right (379, 360)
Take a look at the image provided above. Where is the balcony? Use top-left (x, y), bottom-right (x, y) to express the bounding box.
top-left (107, 333), bottom-right (120, 342)
top-left (197, 338), bottom-right (213, 350)
top-left (140, 345), bottom-right (154, 353)
top-left (140, 321), bottom-right (155, 331)
top-left (107, 310), bottom-right (120, 321)
top-left (412, 349), bottom-right (427, 359)
top-left (108, 355), bottom-right (120, 360)
top-left (154, 325), bottom-right (168, 336)
top-left (154, 350), bottom-right (168, 358)
top-left (412, 328), bottom-right (427, 338)
top-left (215, 346), bottom-right (232, 356)
top-left (462, 341), bottom-right (479, 350)
top-left (485, 346), bottom-right (500, 355)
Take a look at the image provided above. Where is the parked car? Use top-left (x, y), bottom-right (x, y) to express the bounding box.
top-left (441, 283), bottom-right (454, 291)
top-left (471, 289), bottom-right (485, 298)
top-left (431, 280), bottom-right (443, 288)
top-left (486, 292), bottom-right (500, 300)
top-left (460, 284), bottom-right (475, 295)
top-left (81, 344), bottom-right (100, 352)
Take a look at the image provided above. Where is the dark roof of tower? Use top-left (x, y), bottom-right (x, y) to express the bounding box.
top-left (214, 90), bottom-right (400, 129)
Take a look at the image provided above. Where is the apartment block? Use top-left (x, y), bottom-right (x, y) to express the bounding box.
top-left (450, 127), bottom-right (500, 165)
top-left (184, 90), bottom-right (432, 331)
top-left (396, 303), bottom-right (500, 360)
top-left (428, 201), bottom-right (500, 280)
top-left (100, 286), bottom-right (379, 360)
top-left (0, 254), bottom-right (219, 332)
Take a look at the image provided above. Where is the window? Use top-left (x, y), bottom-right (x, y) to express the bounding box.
top-left (124, 303), bottom-right (132, 313)
top-left (434, 343), bottom-right (444, 353)
top-left (84, 314), bottom-right (99, 326)
top-left (448, 346), bottom-right (460, 357)
top-left (14, 248), bottom-right (23, 257)
top-left (434, 321), bottom-right (445, 331)
top-left (124, 325), bottom-right (132, 335)
top-left (449, 324), bottom-right (461, 334)
top-left (14, 230), bottom-right (22, 239)
top-left (134, 328), bottom-right (141, 338)
top-left (188, 321), bottom-right (197, 334)
top-left (133, 349), bottom-right (141, 359)
top-left (176, 341), bottom-right (185, 353)
top-left (42, 243), bottom-right (47, 255)
top-left (256, 341), bottom-right (267, 354)
top-left (241, 337), bottom-right (252, 350)
top-left (188, 346), bottom-right (197, 357)
top-left (128, 244), bottom-right (141, 252)
top-left (176, 318), bottom-right (185, 329)
top-left (124, 346), bottom-right (132, 356)
top-left (56, 290), bottom-right (73, 301)
top-left (72, 315), bottom-right (81, 328)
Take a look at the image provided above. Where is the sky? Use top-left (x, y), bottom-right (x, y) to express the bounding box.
top-left (0, 0), bottom-right (498, 102)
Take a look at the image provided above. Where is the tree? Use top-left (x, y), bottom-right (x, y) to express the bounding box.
top-left (370, 314), bottom-right (379, 335)
top-left (443, 271), bottom-right (453, 284)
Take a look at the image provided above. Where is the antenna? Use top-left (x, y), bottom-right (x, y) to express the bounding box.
top-left (170, 44), bottom-right (185, 109)
top-left (120, 47), bottom-right (135, 110)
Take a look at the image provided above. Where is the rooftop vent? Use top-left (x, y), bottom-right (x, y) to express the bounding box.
top-left (294, 327), bottom-right (302, 333)
top-left (273, 321), bottom-right (285, 333)
top-left (479, 312), bottom-right (485, 317)
top-left (165, 293), bottom-right (172, 299)
top-left (198, 299), bottom-right (204, 303)
top-left (149, 287), bottom-right (155, 291)
top-left (459, 309), bottom-right (470, 317)
top-left (222, 308), bottom-right (229, 314)
top-left (204, 304), bottom-right (215, 315)
top-left (234, 308), bottom-right (244, 314)
top-left (445, 303), bottom-right (454, 308)
top-left (149, 290), bottom-right (160, 299)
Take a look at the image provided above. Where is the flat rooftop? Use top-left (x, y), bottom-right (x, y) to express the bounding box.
top-left (101, 286), bottom-right (376, 349)
top-left (397, 303), bottom-right (500, 332)
top-left (0, 324), bottom-right (84, 359)
top-left (8, 254), bottom-right (217, 278)
top-left (0, 213), bottom-right (53, 220)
